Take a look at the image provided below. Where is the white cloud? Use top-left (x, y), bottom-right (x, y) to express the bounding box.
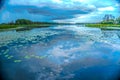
top-left (115, 3), bottom-right (120, 7)
top-left (9, 0), bottom-right (116, 10)
top-left (9, 0), bottom-right (116, 12)
top-left (7, 0), bottom-right (119, 23)
top-left (52, 0), bottom-right (62, 3)
top-left (53, 11), bottom-right (103, 23)
top-left (9, 0), bottom-right (96, 10)
top-left (98, 6), bottom-right (115, 11)
top-left (72, 0), bottom-right (88, 3)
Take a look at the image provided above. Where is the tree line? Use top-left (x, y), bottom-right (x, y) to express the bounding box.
top-left (1, 19), bottom-right (54, 25)
top-left (101, 14), bottom-right (120, 24)
top-left (1, 15), bottom-right (120, 25)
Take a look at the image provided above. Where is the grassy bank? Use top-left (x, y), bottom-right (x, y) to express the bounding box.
top-left (85, 24), bottom-right (120, 30)
top-left (86, 24), bottom-right (120, 27)
top-left (0, 25), bottom-right (18, 29)
top-left (0, 24), bottom-right (52, 30)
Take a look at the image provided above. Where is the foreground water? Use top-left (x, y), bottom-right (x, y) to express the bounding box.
top-left (0, 25), bottom-right (120, 80)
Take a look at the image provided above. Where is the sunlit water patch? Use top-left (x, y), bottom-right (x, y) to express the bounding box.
top-left (0, 25), bottom-right (120, 80)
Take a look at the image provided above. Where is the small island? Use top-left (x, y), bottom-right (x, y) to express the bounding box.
top-left (86, 14), bottom-right (120, 30)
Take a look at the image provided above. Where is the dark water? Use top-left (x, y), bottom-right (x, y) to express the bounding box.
top-left (0, 25), bottom-right (120, 80)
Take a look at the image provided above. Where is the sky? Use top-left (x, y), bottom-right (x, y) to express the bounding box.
top-left (0, 0), bottom-right (120, 23)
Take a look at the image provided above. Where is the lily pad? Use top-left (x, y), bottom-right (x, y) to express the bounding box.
top-left (31, 55), bottom-right (35, 57)
top-left (24, 55), bottom-right (31, 59)
top-left (5, 55), bottom-right (9, 57)
top-left (8, 56), bottom-right (13, 59)
top-left (35, 56), bottom-right (40, 59)
top-left (39, 56), bottom-right (47, 59)
top-left (3, 49), bottom-right (9, 54)
top-left (14, 60), bottom-right (22, 63)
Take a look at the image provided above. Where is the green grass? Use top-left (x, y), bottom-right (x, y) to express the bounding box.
top-left (85, 24), bottom-right (120, 28)
top-left (0, 24), bottom-right (52, 30)
top-left (1, 23), bottom-right (120, 30)
top-left (0, 24), bottom-right (18, 29)
top-left (85, 24), bottom-right (120, 30)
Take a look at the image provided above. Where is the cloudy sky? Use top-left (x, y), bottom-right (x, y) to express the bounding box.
top-left (0, 0), bottom-right (120, 23)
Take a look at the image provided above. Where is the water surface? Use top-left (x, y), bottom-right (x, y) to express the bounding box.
top-left (0, 25), bottom-right (120, 80)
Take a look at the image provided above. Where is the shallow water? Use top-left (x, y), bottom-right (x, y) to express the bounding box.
top-left (0, 25), bottom-right (120, 80)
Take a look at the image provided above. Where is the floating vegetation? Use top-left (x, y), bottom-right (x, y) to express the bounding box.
top-left (31, 55), bottom-right (35, 57)
top-left (34, 55), bottom-right (47, 59)
top-left (32, 41), bottom-right (37, 44)
top-left (20, 40), bottom-right (26, 44)
top-left (24, 55), bottom-right (31, 59)
top-left (18, 45), bottom-right (23, 47)
top-left (7, 56), bottom-right (13, 59)
top-left (14, 60), bottom-right (22, 63)
top-left (23, 54), bottom-right (47, 60)
top-left (0, 29), bottom-right (61, 49)
top-left (5, 54), bottom-right (9, 57)
top-left (35, 56), bottom-right (40, 59)
top-left (1, 26), bottom-right (119, 64)
top-left (3, 49), bottom-right (9, 54)
top-left (39, 56), bottom-right (47, 59)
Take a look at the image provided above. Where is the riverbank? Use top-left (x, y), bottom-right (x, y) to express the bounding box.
top-left (1, 23), bottom-right (120, 31)
top-left (0, 24), bottom-right (52, 31)
top-left (85, 24), bottom-right (120, 30)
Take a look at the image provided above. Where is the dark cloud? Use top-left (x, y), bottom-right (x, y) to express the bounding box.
top-left (116, 0), bottom-right (120, 3)
top-left (0, 0), bottom-right (5, 9)
top-left (7, 5), bottom-right (94, 20)
top-left (27, 6), bottom-right (94, 20)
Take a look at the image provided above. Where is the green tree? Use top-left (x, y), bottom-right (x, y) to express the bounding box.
top-left (116, 16), bottom-right (120, 24)
top-left (15, 19), bottom-right (32, 25)
top-left (103, 14), bottom-right (115, 21)
top-left (101, 14), bottom-right (115, 24)
top-left (101, 19), bottom-right (115, 24)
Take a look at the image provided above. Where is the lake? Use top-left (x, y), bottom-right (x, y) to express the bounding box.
top-left (0, 25), bottom-right (120, 80)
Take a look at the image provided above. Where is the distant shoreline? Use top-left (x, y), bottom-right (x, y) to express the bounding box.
top-left (0, 23), bottom-right (74, 31)
top-left (1, 23), bottom-right (120, 31)
top-left (0, 19), bottom-right (68, 31)
top-left (85, 24), bottom-right (120, 30)
top-left (0, 24), bottom-right (52, 31)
